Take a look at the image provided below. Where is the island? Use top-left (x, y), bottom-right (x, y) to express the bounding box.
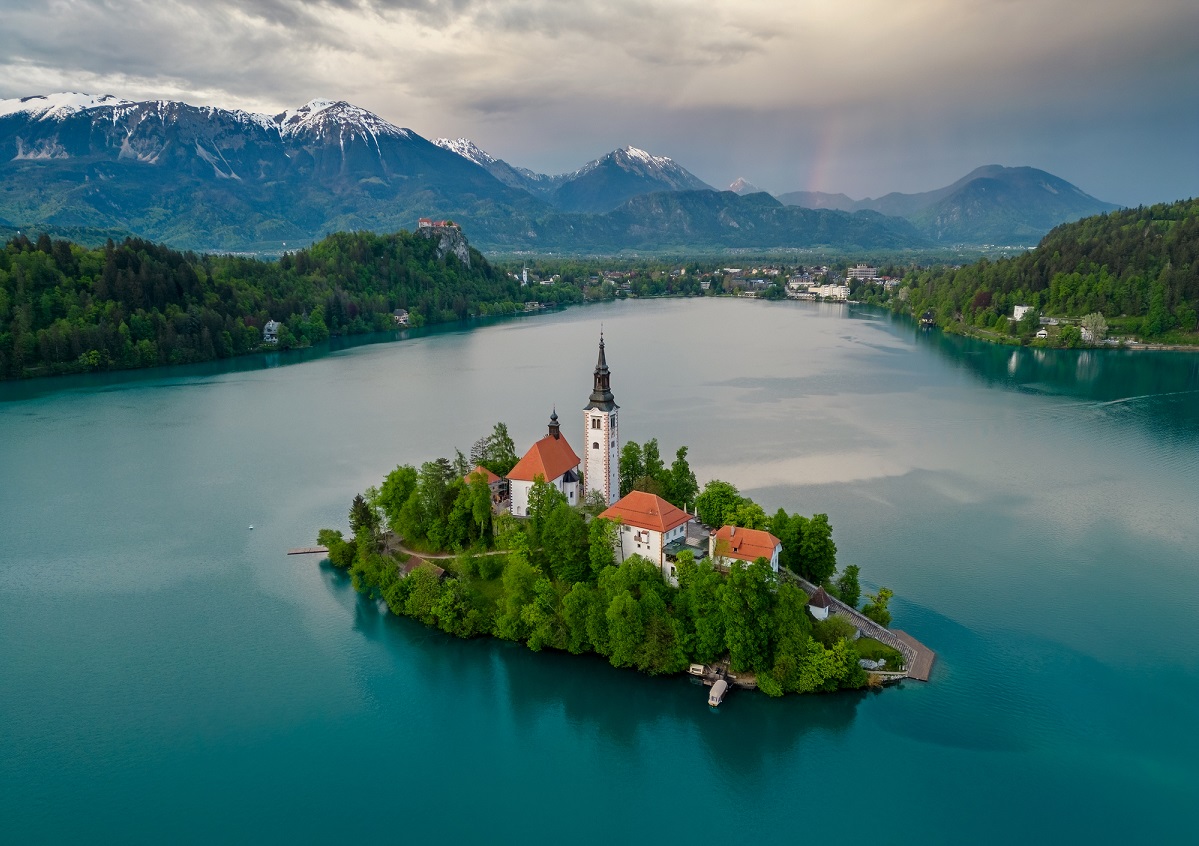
top-left (315, 334), bottom-right (935, 699)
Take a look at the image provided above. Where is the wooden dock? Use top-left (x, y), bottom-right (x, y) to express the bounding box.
top-left (287, 546), bottom-right (329, 556)
top-left (892, 630), bottom-right (936, 681)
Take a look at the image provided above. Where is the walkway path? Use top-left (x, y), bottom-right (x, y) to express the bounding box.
top-left (779, 570), bottom-right (936, 682)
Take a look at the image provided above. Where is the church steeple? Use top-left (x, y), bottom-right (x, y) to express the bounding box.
top-left (548, 407), bottom-right (561, 439)
top-left (583, 330), bottom-right (620, 506)
top-left (586, 331), bottom-right (617, 411)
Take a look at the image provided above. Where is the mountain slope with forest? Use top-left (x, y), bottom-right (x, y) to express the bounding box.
top-left (0, 227), bottom-right (575, 380)
top-left (898, 198), bottom-right (1199, 340)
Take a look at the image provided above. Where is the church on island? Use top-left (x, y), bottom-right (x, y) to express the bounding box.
top-left (506, 333), bottom-right (782, 587)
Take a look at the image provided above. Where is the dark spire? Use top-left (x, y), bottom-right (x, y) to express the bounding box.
top-left (585, 331), bottom-right (618, 412)
top-left (548, 407), bottom-right (560, 439)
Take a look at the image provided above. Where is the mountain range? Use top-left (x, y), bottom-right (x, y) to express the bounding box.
top-left (0, 93), bottom-right (1116, 253)
top-left (772, 165), bottom-right (1118, 244)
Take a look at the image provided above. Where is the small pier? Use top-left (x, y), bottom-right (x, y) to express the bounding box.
top-left (892, 631), bottom-right (936, 681)
top-left (287, 546), bottom-right (329, 555)
top-left (689, 662), bottom-right (757, 706)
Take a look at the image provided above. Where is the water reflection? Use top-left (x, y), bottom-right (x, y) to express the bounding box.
top-left (319, 565), bottom-right (864, 780)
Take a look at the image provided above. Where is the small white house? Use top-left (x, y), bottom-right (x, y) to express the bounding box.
top-left (393, 309), bottom-right (409, 326)
top-left (1036, 328), bottom-right (1049, 339)
top-left (1013, 305), bottom-right (1033, 321)
top-left (808, 586), bottom-right (833, 621)
top-left (263, 320), bottom-right (280, 344)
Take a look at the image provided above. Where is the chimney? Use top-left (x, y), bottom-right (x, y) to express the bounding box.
top-left (730, 525), bottom-right (735, 536)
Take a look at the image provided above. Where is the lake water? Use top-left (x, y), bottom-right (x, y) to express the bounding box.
top-left (2, 298), bottom-right (1196, 843)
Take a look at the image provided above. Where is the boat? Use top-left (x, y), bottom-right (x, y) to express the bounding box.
top-left (708, 678), bottom-right (728, 707)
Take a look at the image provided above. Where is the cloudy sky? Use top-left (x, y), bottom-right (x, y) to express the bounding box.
top-left (3, 0), bottom-right (1197, 205)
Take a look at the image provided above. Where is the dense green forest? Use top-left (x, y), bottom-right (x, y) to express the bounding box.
top-left (893, 198), bottom-right (1199, 343)
top-left (0, 228), bottom-right (582, 379)
top-left (317, 427), bottom-right (897, 697)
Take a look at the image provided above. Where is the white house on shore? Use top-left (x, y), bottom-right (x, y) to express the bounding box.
top-left (263, 320), bottom-right (280, 344)
top-left (709, 525), bottom-right (783, 573)
top-left (599, 490), bottom-right (694, 583)
top-left (507, 411), bottom-right (581, 516)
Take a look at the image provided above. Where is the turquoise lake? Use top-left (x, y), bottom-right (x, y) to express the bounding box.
top-left (2, 298), bottom-right (1196, 843)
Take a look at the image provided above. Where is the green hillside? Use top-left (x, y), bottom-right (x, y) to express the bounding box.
top-left (898, 198), bottom-right (1199, 343)
top-left (0, 228), bottom-right (573, 380)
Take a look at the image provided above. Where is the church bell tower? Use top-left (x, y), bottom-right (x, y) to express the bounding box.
top-left (584, 332), bottom-right (620, 506)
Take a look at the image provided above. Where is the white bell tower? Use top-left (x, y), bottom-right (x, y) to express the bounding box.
top-left (583, 332), bottom-right (620, 506)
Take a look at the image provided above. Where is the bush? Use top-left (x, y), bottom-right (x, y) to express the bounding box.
top-left (812, 615), bottom-right (857, 647)
top-left (478, 553), bottom-right (505, 581)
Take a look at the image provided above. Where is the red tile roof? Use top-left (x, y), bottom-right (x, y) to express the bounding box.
top-left (465, 465), bottom-right (501, 486)
top-left (507, 434), bottom-right (580, 483)
top-left (599, 490), bottom-right (692, 534)
top-left (713, 525), bottom-right (781, 563)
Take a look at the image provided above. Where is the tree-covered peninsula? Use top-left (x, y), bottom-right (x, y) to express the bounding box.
top-left (318, 427), bottom-right (900, 698)
top-left (891, 198), bottom-right (1199, 345)
top-left (0, 228), bottom-right (581, 379)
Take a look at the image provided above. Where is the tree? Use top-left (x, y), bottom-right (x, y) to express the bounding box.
top-left (665, 446), bottom-right (698, 509)
top-left (631, 474), bottom-right (666, 497)
top-left (495, 553), bottom-right (540, 641)
top-left (349, 493), bottom-right (379, 540)
top-left (695, 479), bottom-right (740, 527)
top-left (721, 559), bottom-right (775, 673)
top-left (541, 500), bottom-right (588, 582)
top-left (862, 587), bottom-right (894, 627)
top-left (523, 576), bottom-right (565, 652)
top-left (619, 441), bottom-right (644, 497)
top-left (561, 583), bottom-right (597, 654)
top-left (588, 517), bottom-right (618, 574)
top-left (378, 465), bottom-right (418, 531)
top-left (605, 590), bottom-right (644, 668)
top-left (642, 438), bottom-right (665, 483)
top-left (726, 500), bottom-right (767, 530)
top-left (799, 513), bottom-right (837, 583)
top-left (834, 564), bottom-right (861, 608)
top-left (1080, 312), bottom-right (1107, 343)
top-left (479, 422), bottom-right (519, 475)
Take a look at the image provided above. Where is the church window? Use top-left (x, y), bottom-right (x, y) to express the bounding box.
top-left (593, 442), bottom-right (599, 449)
top-left (591, 418), bottom-right (601, 429)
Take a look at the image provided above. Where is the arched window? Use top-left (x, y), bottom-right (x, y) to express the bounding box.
top-left (593, 442), bottom-right (600, 449)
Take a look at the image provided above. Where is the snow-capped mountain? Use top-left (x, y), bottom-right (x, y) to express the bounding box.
top-left (728, 177), bottom-right (763, 196)
top-left (432, 136), bottom-right (555, 193)
top-left (0, 92), bottom-right (133, 121)
top-left (0, 92), bottom-right (539, 248)
top-left (547, 145), bottom-right (712, 213)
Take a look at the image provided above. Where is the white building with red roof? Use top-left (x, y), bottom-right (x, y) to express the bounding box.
top-left (599, 490), bottom-right (695, 583)
top-left (507, 410), bottom-right (581, 516)
top-left (709, 525), bottom-right (783, 573)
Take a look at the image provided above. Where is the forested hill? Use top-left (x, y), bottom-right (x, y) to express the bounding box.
top-left (0, 228), bottom-right (558, 380)
top-left (901, 198), bottom-right (1199, 339)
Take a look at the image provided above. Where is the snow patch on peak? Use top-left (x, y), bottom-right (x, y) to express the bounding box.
top-left (618, 145), bottom-right (673, 169)
top-left (728, 177), bottom-right (762, 195)
top-left (434, 137), bottom-right (497, 167)
top-left (0, 92), bottom-right (132, 121)
top-left (273, 99), bottom-right (409, 140)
